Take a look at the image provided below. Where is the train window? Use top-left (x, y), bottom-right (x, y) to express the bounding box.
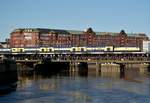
top-left (107, 48), bottom-right (110, 51)
top-left (20, 49), bottom-right (23, 52)
top-left (49, 49), bottom-right (52, 52)
top-left (41, 49), bottom-right (44, 52)
top-left (12, 49), bottom-right (15, 52)
top-left (11, 48), bottom-right (17, 52)
top-left (73, 48), bottom-right (76, 52)
top-left (81, 48), bottom-right (84, 52)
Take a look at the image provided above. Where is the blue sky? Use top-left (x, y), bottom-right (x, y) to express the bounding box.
top-left (0, 0), bottom-right (150, 41)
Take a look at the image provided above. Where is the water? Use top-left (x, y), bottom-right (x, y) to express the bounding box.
top-left (1, 67), bottom-right (150, 103)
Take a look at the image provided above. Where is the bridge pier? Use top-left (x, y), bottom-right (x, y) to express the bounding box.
top-left (147, 63), bottom-right (150, 72)
top-left (112, 62), bottom-right (125, 78)
top-left (69, 61), bottom-right (77, 76)
top-left (69, 61), bottom-right (76, 72)
top-left (96, 62), bottom-right (101, 76)
top-left (119, 63), bottom-right (125, 78)
top-left (78, 62), bottom-right (88, 76)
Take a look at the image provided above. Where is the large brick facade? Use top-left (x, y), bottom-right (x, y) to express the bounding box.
top-left (10, 28), bottom-right (149, 50)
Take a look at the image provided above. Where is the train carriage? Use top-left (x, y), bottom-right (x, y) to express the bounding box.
top-left (114, 47), bottom-right (140, 52)
top-left (0, 46), bottom-right (142, 54)
top-left (39, 47), bottom-right (54, 53)
top-left (54, 47), bottom-right (70, 53)
top-left (11, 48), bottom-right (24, 53)
top-left (24, 48), bottom-right (39, 53)
top-left (0, 48), bottom-right (10, 53)
top-left (70, 47), bottom-right (87, 52)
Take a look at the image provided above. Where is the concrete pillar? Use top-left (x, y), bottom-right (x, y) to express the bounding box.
top-left (96, 62), bottom-right (101, 76)
top-left (69, 61), bottom-right (77, 76)
top-left (96, 62), bottom-right (99, 72)
top-left (119, 63), bottom-right (125, 78)
top-left (78, 62), bottom-right (88, 77)
top-left (147, 63), bottom-right (150, 72)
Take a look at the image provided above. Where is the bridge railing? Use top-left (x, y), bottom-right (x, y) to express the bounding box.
top-left (13, 55), bottom-right (150, 62)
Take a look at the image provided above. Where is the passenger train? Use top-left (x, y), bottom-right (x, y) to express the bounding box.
top-left (0, 46), bottom-right (141, 54)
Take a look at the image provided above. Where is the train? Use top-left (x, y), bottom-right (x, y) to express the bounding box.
top-left (0, 46), bottom-right (141, 53)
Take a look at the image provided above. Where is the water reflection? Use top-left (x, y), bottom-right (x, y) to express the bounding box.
top-left (0, 64), bottom-right (150, 103)
top-left (0, 85), bottom-right (17, 96)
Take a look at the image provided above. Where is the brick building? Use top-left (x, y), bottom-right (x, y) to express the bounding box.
top-left (10, 28), bottom-right (149, 50)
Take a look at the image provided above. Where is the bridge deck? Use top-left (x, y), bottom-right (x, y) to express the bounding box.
top-left (16, 59), bottom-right (150, 64)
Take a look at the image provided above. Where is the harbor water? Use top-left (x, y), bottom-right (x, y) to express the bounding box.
top-left (0, 65), bottom-right (150, 103)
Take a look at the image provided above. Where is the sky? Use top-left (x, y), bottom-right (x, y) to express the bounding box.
top-left (0, 0), bottom-right (150, 41)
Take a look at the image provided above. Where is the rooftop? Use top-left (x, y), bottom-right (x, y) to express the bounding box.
top-left (11, 28), bottom-right (147, 37)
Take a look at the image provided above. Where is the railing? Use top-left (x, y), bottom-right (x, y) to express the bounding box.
top-left (15, 57), bottom-right (150, 63)
top-left (14, 57), bottom-right (149, 61)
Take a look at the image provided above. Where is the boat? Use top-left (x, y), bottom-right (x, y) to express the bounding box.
top-left (0, 55), bottom-right (18, 93)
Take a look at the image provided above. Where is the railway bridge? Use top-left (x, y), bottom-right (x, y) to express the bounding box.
top-left (1, 51), bottom-right (150, 74)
